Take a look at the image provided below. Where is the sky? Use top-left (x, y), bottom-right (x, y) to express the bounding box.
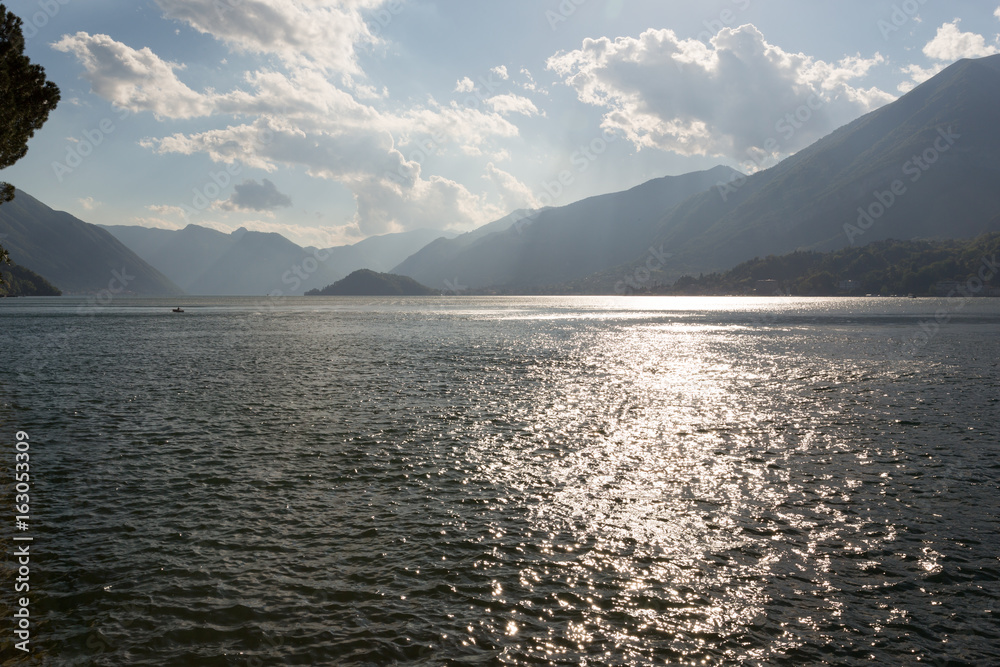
top-left (3, 0), bottom-right (1000, 248)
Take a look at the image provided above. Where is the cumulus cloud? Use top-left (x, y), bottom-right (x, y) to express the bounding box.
top-left (547, 25), bottom-right (892, 166)
top-left (922, 20), bottom-right (1000, 60)
top-left (52, 33), bottom-right (380, 123)
top-left (897, 63), bottom-right (946, 93)
top-left (78, 197), bottom-right (99, 210)
top-left (51, 32), bottom-right (211, 118)
top-left (486, 93), bottom-right (541, 117)
top-left (995, 7), bottom-right (1000, 20)
top-left (152, 0), bottom-right (383, 78)
top-left (222, 178), bottom-right (293, 212)
top-left (485, 162), bottom-right (540, 211)
top-left (518, 68), bottom-right (539, 92)
top-left (491, 65), bottom-right (509, 80)
top-left (353, 172), bottom-right (499, 235)
top-left (455, 76), bottom-right (475, 93)
top-left (899, 20), bottom-right (999, 92)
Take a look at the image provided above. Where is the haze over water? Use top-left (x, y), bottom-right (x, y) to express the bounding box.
top-left (2, 296), bottom-right (999, 665)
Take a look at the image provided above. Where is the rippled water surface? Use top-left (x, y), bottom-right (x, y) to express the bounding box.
top-left (1, 296), bottom-right (999, 665)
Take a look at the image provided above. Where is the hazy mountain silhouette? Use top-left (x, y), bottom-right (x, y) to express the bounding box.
top-left (102, 224), bottom-right (453, 295)
top-left (0, 190), bottom-right (181, 295)
top-left (392, 167), bottom-right (739, 291)
top-left (100, 224), bottom-right (241, 293)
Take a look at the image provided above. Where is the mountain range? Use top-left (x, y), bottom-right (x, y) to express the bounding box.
top-left (392, 166), bottom-right (739, 292)
top-left (4, 55), bottom-right (1000, 296)
top-left (0, 193), bottom-right (453, 295)
top-left (600, 56), bottom-right (1000, 290)
top-left (100, 224), bottom-right (452, 296)
top-left (572, 55), bottom-right (1000, 291)
top-left (391, 55), bottom-right (1000, 293)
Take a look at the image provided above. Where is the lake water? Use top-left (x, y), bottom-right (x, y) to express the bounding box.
top-left (1, 296), bottom-right (998, 665)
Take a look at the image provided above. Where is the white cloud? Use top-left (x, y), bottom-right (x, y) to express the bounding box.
top-left (78, 196), bottom-right (99, 210)
top-left (547, 25), bottom-right (892, 165)
top-left (152, 0), bottom-right (383, 78)
top-left (148, 119), bottom-right (395, 179)
top-left (486, 93), bottom-right (541, 117)
top-left (922, 20), bottom-right (1000, 61)
top-left (518, 68), bottom-right (539, 92)
top-left (485, 162), bottom-right (540, 211)
top-left (897, 63), bottom-right (946, 93)
top-left (995, 6), bottom-right (1000, 20)
top-left (901, 19), bottom-right (1000, 90)
top-left (131, 204), bottom-right (193, 229)
top-left (491, 65), bottom-right (509, 80)
top-left (353, 172), bottom-right (501, 236)
top-left (52, 32), bottom-right (211, 119)
top-left (454, 76), bottom-right (475, 93)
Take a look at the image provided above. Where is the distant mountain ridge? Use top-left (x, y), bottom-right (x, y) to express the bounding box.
top-left (99, 223), bottom-right (239, 293)
top-left (101, 224), bottom-right (454, 296)
top-left (392, 166), bottom-right (740, 291)
top-left (0, 190), bottom-right (181, 295)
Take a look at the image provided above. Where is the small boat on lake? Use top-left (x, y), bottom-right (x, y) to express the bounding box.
top-left (172, 307), bottom-right (184, 313)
